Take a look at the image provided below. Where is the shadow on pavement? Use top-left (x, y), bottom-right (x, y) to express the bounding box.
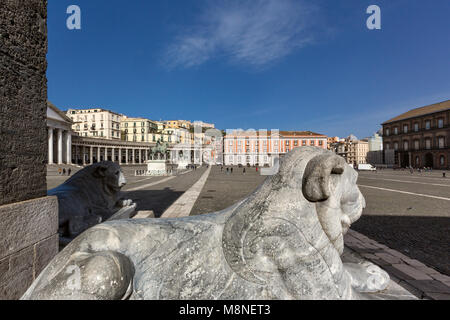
top-left (124, 188), bottom-right (184, 218)
top-left (352, 215), bottom-right (450, 276)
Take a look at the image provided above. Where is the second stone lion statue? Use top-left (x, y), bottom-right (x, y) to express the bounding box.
top-left (24, 147), bottom-right (388, 300)
top-left (48, 161), bottom-right (136, 246)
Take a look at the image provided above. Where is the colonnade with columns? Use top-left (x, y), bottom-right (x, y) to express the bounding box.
top-left (71, 143), bottom-right (151, 166)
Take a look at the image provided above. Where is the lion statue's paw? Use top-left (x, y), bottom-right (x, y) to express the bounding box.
top-left (344, 262), bottom-right (390, 293)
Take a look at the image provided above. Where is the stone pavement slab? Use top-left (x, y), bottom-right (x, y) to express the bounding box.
top-left (345, 229), bottom-right (450, 300)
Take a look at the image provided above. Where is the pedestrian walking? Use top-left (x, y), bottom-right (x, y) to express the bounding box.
top-left (58, 167), bottom-right (62, 175)
top-left (243, 168), bottom-right (246, 175)
top-left (226, 167), bottom-right (229, 174)
top-left (231, 167), bottom-right (233, 174)
top-left (68, 168), bottom-right (71, 176)
top-left (63, 168), bottom-right (66, 175)
top-left (221, 166), bottom-right (223, 172)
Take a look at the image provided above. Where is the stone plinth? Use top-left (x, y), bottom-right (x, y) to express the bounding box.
top-left (0, 196), bottom-right (58, 300)
top-left (146, 160), bottom-right (168, 176)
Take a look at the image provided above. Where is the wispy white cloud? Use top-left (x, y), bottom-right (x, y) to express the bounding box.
top-left (163, 0), bottom-right (318, 69)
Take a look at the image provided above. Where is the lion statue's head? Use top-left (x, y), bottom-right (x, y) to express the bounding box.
top-left (90, 161), bottom-right (127, 196)
top-left (222, 147), bottom-right (366, 296)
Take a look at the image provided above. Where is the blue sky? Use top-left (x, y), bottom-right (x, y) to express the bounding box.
top-left (47, 0), bottom-right (450, 138)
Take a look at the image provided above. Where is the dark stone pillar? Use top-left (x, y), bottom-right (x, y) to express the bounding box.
top-left (0, 0), bottom-right (58, 300)
top-left (0, 0), bottom-right (48, 205)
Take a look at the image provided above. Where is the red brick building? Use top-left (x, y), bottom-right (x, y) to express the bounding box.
top-left (382, 100), bottom-right (450, 169)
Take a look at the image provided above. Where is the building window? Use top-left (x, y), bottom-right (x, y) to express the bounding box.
top-left (414, 123), bottom-right (419, 132)
top-left (415, 156), bottom-right (420, 166)
top-left (425, 120), bottom-right (431, 130)
top-left (425, 138), bottom-right (431, 149)
top-left (385, 128), bottom-right (390, 136)
top-left (403, 141), bottom-right (409, 151)
top-left (403, 125), bottom-right (408, 133)
top-left (319, 140), bottom-right (323, 146)
top-left (310, 140), bottom-right (315, 146)
top-left (394, 142), bottom-right (398, 150)
top-left (386, 143), bottom-right (390, 150)
top-left (294, 140), bottom-right (298, 146)
top-left (438, 119), bottom-right (444, 128)
top-left (414, 140), bottom-right (419, 150)
top-left (438, 137), bottom-right (445, 149)
top-left (286, 141), bottom-right (290, 146)
top-left (302, 140), bottom-right (306, 146)
top-left (394, 127), bottom-right (398, 135)
top-left (440, 155), bottom-right (445, 166)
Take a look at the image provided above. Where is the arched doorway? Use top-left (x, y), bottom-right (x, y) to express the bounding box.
top-left (425, 153), bottom-right (433, 168)
top-left (439, 155), bottom-right (446, 167)
top-left (415, 156), bottom-right (420, 167)
top-left (402, 153), bottom-right (410, 167)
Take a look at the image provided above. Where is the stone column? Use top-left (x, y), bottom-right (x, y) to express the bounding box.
top-left (82, 146), bottom-right (86, 165)
top-left (132, 149), bottom-right (135, 164)
top-left (119, 148), bottom-right (122, 164)
top-left (97, 146), bottom-right (101, 163)
top-left (57, 128), bottom-right (63, 165)
top-left (112, 147), bottom-right (115, 162)
top-left (65, 132), bottom-right (71, 164)
top-left (90, 146), bottom-right (93, 164)
top-left (48, 127), bottom-right (53, 164)
top-left (125, 149), bottom-right (129, 164)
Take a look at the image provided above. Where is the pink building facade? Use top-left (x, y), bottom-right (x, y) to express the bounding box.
top-left (224, 130), bottom-right (328, 166)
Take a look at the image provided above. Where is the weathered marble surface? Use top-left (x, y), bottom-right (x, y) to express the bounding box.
top-left (47, 162), bottom-right (136, 245)
top-left (23, 147), bottom-right (389, 300)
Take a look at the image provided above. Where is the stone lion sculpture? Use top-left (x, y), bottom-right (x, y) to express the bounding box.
top-left (24, 147), bottom-right (388, 300)
top-left (48, 161), bottom-right (136, 246)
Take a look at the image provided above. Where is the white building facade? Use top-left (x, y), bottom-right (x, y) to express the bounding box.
top-left (67, 108), bottom-right (123, 140)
